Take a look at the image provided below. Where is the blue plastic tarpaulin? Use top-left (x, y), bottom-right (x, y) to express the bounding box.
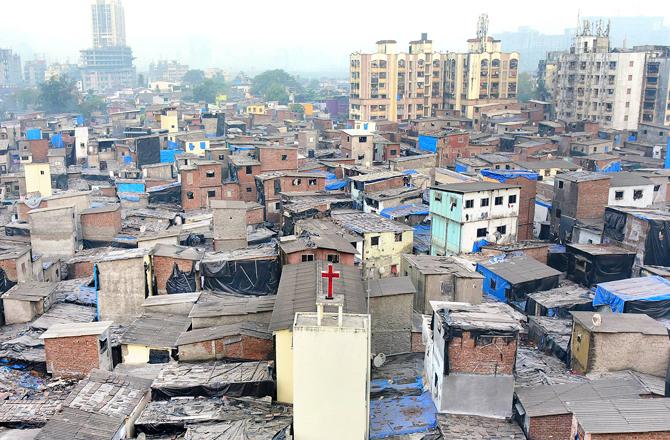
top-left (50, 133), bottom-right (64, 148)
top-left (160, 149), bottom-right (182, 163)
top-left (472, 238), bottom-right (490, 252)
top-left (593, 276), bottom-right (670, 313)
top-left (481, 169), bottom-right (539, 182)
top-left (402, 169), bottom-right (417, 175)
top-left (26, 128), bottom-right (41, 140)
top-left (455, 163), bottom-right (467, 173)
top-left (596, 161), bottom-right (621, 172)
top-left (417, 135), bottom-right (437, 153)
top-left (325, 179), bottom-right (348, 191)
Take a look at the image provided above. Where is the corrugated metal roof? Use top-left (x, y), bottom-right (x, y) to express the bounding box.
top-left (368, 276), bottom-right (416, 297)
top-left (568, 398), bottom-right (670, 434)
top-left (480, 255), bottom-right (561, 285)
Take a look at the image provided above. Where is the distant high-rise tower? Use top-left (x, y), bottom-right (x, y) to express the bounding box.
top-left (91, 0), bottom-right (126, 48)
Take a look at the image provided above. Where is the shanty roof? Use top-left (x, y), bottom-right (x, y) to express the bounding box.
top-left (431, 301), bottom-right (525, 332)
top-left (189, 291), bottom-right (276, 319)
top-left (2, 281), bottom-right (57, 302)
top-left (557, 171), bottom-right (611, 183)
top-left (515, 377), bottom-right (650, 417)
top-left (432, 181), bottom-right (519, 193)
top-left (479, 255), bottom-right (561, 285)
top-left (80, 204), bottom-right (120, 215)
top-left (31, 303), bottom-right (96, 331)
top-left (567, 398), bottom-right (670, 434)
top-left (150, 243), bottom-right (204, 260)
top-left (176, 321), bottom-right (271, 346)
top-left (279, 233), bottom-right (357, 255)
top-left (120, 313), bottom-right (191, 348)
top-left (295, 218), bottom-right (362, 243)
top-left (269, 261), bottom-right (366, 332)
top-left (402, 254), bottom-right (482, 277)
top-left (96, 247), bottom-right (149, 262)
top-left (368, 276), bottom-right (416, 298)
top-left (202, 243), bottom-right (277, 263)
top-left (331, 212), bottom-right (413, 234)
top-left (567, 243), bottom-right (635, 256)
top-left (514, 159), bottom-right (580, 170)
top-left (151, 361), bottom-right (272, 394)
top-left (526, 283), bottom-right (593, 309)
top-left (571, 311), bottom-right (668, 335)
top-left (607, 171), bottom-right (653, 188)
top-left (35, 407), bottom-right (124, 440)
top-left (40, 321), bottom-right (113, 339)
top-left (348, 171), bottom-right (404, 182)
top-left (143, 292), bottom-right (201, 307)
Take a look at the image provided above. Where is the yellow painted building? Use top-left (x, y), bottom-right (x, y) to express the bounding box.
top-left (246, 104), bottom-right (267, 115)
top-left (160, 110), bottom-right (179, 133)
top-left (361, 230), bottom-right (414, 277)
top-left (24, 163), bottom-right (51, 197)
top-left (275, 329), bottom-right (294, 403)
top-left (302, 103), bottom-right (314, 117)
top-left (183, 139), bottom-right (210, 156)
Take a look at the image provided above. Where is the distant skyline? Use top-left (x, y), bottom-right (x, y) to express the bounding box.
top-left (1, 0), bottom-right (670, 76)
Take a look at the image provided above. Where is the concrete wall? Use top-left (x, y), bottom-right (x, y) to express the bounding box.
top-left (97, 257), bottom-right (148, 323)
top-left (607, 185), bottom-right (655, 208)
top-left (293, 314), bottom-right (370, 440)
top-left (29, 205), bottom-right (77, 260)
top-left (369, 292), bottom-right (412, 355)
top-left (363, 230), bottom-right (413, 278)
top-left (437, 373), bottom-right (514, 418)
top-left (3, 299), bottom-right (38, 324)
top-left (275, 329), bottom-right (294, 404)
top-left (212, 204), bottom-right (247, 241)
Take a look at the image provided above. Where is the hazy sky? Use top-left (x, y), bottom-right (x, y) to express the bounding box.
top-left (2, 0), bottom-right (669, 75)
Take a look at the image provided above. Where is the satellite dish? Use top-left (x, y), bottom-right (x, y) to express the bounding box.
top-left (373, 353), bottom-right (386, 368)
top-left (378, 266), bottom-right (386, 275)
top-left (592, 313), bottom-right (602, 327)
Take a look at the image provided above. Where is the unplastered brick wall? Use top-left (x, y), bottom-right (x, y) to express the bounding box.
top-left (528, 413), bottom-right (573, 440)
top-left (152, 256), bottom-right (197, 294)
top-left (447, 330), bottom-right (517, 375)
top-left (44, 335), bottom-right (99, 378)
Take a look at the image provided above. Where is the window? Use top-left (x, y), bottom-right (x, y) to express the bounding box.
top-left (246, 187), bottom-right (253, 192)
top-left (496, 225), bottom-right (507, 235)
top-left (390, 149), bottom-right (397, 155)
top-left (555, 208), bottom-right (561, 218)
top-left (476, 228), bottom-right (487, 238)
top-left (308, 179), bottom-right (317, 186)
top-left (99, 338), bottom-right (107, 353)
top-left (246, 166), bottom-right (252, 174)
top-left (494, 196), bottom-right (503, 205)
top-left (615, 191), bottom-right (624, 200)
top-left (371, 236), bottom-right (380, 246)
top-left (394, 232), bottom-right (403, 242)
top-left (40, 170), bottom-right (45, 175)
top-left (654, 185), bottom-right (661, 192)
top-left (186, 191), bottom-right (194, 199)
top-left (327, 254), bottom-right (339, 263)
top-left (359, 136), bottom-right (368, 143)
top-left (633, 189), bottom-right (643, 200)
top-left (490, 278), bottom-right (497, 290)
top-left (301, 254), bottom-right (314, 262)
top-left (465, 199), bottom-right (474, 209)
top-left (275, 202), bottom-right (281, 210)
top-left (292, 178), bottom-right (302, 186)
top-left (206, 170), bottom-right (215, 178)
top-left (281, 154), bottom-right (288, 160)
top-left (480, 198), bottom-right (489, 207)
top-left (558, 181), bottom-right (564, 189)
top-left (207, 190), bottom-right (216, 197)
top-left (434, 192), bottom-right (442, 202)
top-left (508, 195), bottom-right (517, 204)
top-left (219, 154), bottom-right (225, 160)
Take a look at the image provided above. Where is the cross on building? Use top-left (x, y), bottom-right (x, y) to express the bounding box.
top-left (321, 263), bottom-right (340, 300)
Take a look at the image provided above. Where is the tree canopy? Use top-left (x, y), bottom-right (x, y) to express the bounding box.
top-left (192, 74), bottom-right (228, 103)
top-left (182, 69), bottom-right (206, 86)
top-left (252, 69), bottom-right (298, 104)
top-left (38, 76), bottom-right (79, 113)
top-left (517, 72), bottom-right (540, 102)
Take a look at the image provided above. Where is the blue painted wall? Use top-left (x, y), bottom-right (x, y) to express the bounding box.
top-left (26, 128), bottom-right (41, 140)
top-left (418, 135), bottom-right (437, 153)
top-left (117, 182), bottom-right (145, 193)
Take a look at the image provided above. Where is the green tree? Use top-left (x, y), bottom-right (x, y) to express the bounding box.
top-left (14, 88), bottom-right (39, 111)
top-left (78, 94), bottom-right (106, 120)
top-left (38, 75), bottom-right (79, 113)
top-left (192, 75), bottom-right (228, 103)
top-left (517, 72), bottom-right (539, 102)
top-left (252, 69), bottom-right (297, 104)
top-left (182, 69), bottom-right (206, 86)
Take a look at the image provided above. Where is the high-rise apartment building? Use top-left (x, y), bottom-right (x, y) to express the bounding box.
top-left (349, 16), bottom-right (519, 123)
top-left (0, 49), bottom-right (22, 89)
top-left (80, 0), bottom-right (134, 92)
top-left (24, 59), bottom-right (47, 87)
top-left (444, 15), bottom-right (520, 120)
top-left (349, 34), bottom-right (446, 122)
top-left (551, 20), bottom-right (650, 131)
top-left (91, 0), bottom-right (126, 48)
top-left (638, 46), bottom-right (670, 126)
top-left (148, 60), bottom-right (190, 83)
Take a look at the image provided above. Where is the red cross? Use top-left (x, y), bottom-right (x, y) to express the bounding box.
top-left (321, 263), bottom-right (340, 300)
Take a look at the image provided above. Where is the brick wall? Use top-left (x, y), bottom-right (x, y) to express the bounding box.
top-left (29, 139), bottom-right (49, 163)
top-left (447, 330), bottom-right (517, 375)
top-left (575, 180), bottom-right (610, 220)
top-left (69, 260), bottom-right (95, 279)
top-left (364, 176), bottom-right (406, 193)
top-left (236, 164), bottom-right (259, 202)
top-left (246, 206), bottom-right (264, 226)
top-left (153, 256), bottom-right (198, 294)
top-left (579, 425), bottom-right (670, 440)
top-left (284, 249), bottom-right (355, 266)
top-left (222, 182), bottom-right (242, 201)
top-left (507, 175), bottom-right (537, 241)
top-left (528, 413), bottom-right (573, 440)
top-left (179, 335), bottom-right (272, 361)
top-left (17, 199), bottom-right (47, 222)
top-left (44, 335), bottom-right (100, 378)
top-left (278, 175), bottom-right (326, 194)
top-left (80, 209), bottom-right (122, 242)
top-left (411, 332), bottom-right (425, 353)
top-left (0, 259), bottom-right (18, 282)
top-left (258, 148), bottom-right (298, 172)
